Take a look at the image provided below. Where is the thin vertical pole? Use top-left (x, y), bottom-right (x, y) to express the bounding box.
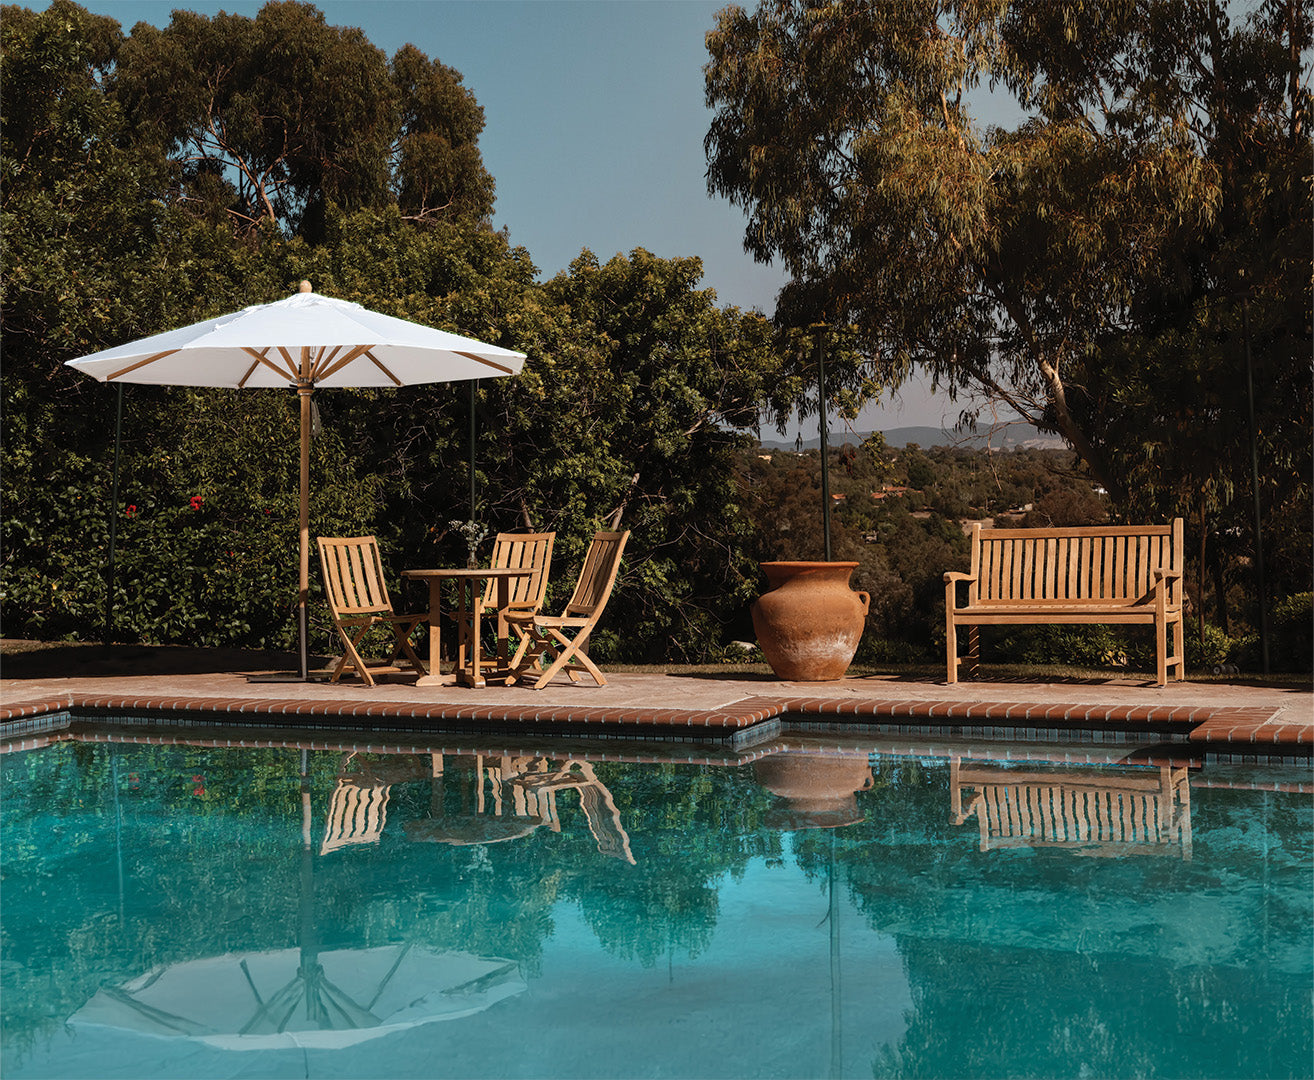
top-left (817, 337), bottom-right (832, 561)
top-left (298, 384), bottom-right (311, 681)
top-left (104, 383), bottom-right (124, 646)
top-left (829, 828), bottom-right (842, 1079)
top-left (469, 380), bottom-right (478, 521)
top-left (112, 747), bottom-right (125, 924)
top-left (1241, 300), bottom-right (1270, 673)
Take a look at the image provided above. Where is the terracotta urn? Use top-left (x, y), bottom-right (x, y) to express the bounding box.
top-left (750, 561), bottom-right (869, 681)
top-left (753, 753), bottom-right (874, 830)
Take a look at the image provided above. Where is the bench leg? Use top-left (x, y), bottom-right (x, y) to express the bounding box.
top-left (966, 626), bottom-right (980, 679)
top-left (1156, 616), bottom-right (1168, 687)
top-left (946, 614), bottom-right (958, 684)
top-left (1173, 611), bottom-right (1186, 680)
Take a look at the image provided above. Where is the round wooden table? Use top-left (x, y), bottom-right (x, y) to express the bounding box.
top-left (401, 567), bottom-right (532, 687)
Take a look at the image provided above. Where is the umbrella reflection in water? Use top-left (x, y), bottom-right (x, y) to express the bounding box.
top-left (69, 751), bottom-right (526, 1051)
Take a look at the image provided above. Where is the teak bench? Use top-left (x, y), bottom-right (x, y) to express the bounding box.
top-left (944, 519), bottom-right (1185, 686)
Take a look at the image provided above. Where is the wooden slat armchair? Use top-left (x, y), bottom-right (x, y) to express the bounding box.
top-left (317, 535), bottom-right (428, 686)
top-left (504, 530), bottom-right (629, 691)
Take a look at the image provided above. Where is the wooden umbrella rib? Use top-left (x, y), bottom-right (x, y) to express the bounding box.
top-left (315, 344), bottom-right (375, 382)
top-left (241, 347), bottom-right (296, 382)
top-left (106, 350), bottom-right (178, 381)
top-left (236, 358), bottom-right (262, 388)
top-left (365, 350), bottom-right (404, 387)
top-left (273, 346), bottom-right (299, 381)
top-left (310, 345), bottom-right (344, 380)
top-left (454, 351), bottom-right (516, 375)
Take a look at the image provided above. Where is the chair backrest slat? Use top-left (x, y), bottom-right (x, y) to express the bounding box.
top-left (482, 532), bottom-right (555, 612)
top-left (563, 530), bottom-right (629, 619)
top-left (318, 536), bottom-right (394, 617)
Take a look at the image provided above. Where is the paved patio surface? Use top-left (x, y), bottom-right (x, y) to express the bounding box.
top-left (2, 643), bottom-right (1309, 754)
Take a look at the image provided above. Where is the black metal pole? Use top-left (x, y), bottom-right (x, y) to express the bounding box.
top-left (1241, 300), bottom-right (1270, 673)
top-left (829, 827), bottom-right (842, 1079)
top-left (818, 337), bottom-right (832, 561)
top-left (104, 383), bottom-right (124, 646)
top-left (469, 380), bottom-right (478, 521)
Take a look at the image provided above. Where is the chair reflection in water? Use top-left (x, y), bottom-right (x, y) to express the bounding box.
top-left (504, 758), bottom-right (636, 864)
top-left (320, 752), bottom-right (634, 864)
top-left (950, 757), bottom-right (1192, 859)
top-left (424, 756), bottom-right (636, 864)
top-left (321, 754), bottom-right (433, 855)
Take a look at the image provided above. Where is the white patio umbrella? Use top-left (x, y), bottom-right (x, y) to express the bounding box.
top-left (66, 283), bottom-right (526, 678)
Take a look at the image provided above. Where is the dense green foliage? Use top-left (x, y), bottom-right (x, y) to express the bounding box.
top-left (0, 0), bottom-right (780, 660)
top-left (706, 0), bottom-right (1312, 640)
top-left (1, 0), bottom-right (1308, 670)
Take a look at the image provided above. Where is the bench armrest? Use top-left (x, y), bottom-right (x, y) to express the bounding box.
top-left (1152, 568), bottom-right (1182, 582)
top-left (944, 571), bottom-right (975, 613)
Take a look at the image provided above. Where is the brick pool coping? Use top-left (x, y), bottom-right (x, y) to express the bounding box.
top-left (1, 688), bottom-right (1305, 751)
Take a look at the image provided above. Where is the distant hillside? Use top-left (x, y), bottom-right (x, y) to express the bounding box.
top-left (760, 425), bottom-right (1066, 452)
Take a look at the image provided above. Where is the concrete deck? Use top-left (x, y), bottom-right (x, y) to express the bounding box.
top-left (2, 647), bottom-right (1309, 757)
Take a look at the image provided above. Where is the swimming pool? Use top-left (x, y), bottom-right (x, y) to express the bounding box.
top-left (2, 733), bottom-right (1310, 1079)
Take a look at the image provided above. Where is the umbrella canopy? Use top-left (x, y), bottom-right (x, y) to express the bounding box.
top-left (65, 284), bottom-right (526, 677)
top-left (69, 944), bottom-right (527, 1051)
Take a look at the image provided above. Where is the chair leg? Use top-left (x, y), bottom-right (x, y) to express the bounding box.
top-left (337, 623), bottom-right (377, 687)
top-left (946, 617), bottom-right (958, 684)
top-left (389, 618), bottom-right (428, 675)
top-left (506, 625), bottom-right (556, 685)
top-left (530, 628), bottom-right (606, 691)
top-left (507, 626), bottom-right (543, 672)
top-left (966, 625), bottom-right (980, 679)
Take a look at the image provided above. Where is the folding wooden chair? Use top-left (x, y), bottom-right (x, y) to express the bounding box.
top-left (317, 535), bottom-right (428, 686)
top-left (504, 530), bottom-right (629, 690)
top-left (474, 532), bottom-right (554, 676)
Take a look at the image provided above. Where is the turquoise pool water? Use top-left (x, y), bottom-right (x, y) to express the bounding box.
top-left (1, 737), bottom-right (1310, 1079)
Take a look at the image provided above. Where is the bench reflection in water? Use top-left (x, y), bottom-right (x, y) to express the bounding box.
top-left (950, 757), bottom-right (1192, 859)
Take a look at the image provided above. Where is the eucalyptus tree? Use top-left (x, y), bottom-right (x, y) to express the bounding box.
top-left (704, 0), bottom-right (1311, 513)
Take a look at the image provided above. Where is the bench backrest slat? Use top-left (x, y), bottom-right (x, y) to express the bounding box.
top-left (969, 521), bottom-right (1182, 605)
top-left (981, 783), bottom-right (1170, 843)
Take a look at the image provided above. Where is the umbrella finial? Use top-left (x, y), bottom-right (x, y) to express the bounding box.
top-left (298, 280), bottom-right (313, 294)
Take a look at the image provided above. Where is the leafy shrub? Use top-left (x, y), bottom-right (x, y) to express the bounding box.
top-left (1186, 622), bottom-right (1233, 670)
top-left (1270, 592), bottom-right (1313, 673)
top-left (981, 625), bottom-right (1150, 671)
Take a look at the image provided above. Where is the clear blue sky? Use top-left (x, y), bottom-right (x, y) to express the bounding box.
top-left (44, 0), bottom-right (993, 432)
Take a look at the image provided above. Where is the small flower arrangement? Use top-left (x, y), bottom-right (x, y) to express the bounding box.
top-left (449, 519), bottom-right (489, 568)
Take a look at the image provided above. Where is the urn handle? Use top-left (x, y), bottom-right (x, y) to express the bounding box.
top-left (857, 591), bottom-right (870, 612)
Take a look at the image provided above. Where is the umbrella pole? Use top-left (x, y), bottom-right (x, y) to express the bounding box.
top-left (104, 383), bottom-right (124, 647)
top-left (299, 386), bottom-right (312, 681)
top-left (469, 380), bottom-right (477, 521)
